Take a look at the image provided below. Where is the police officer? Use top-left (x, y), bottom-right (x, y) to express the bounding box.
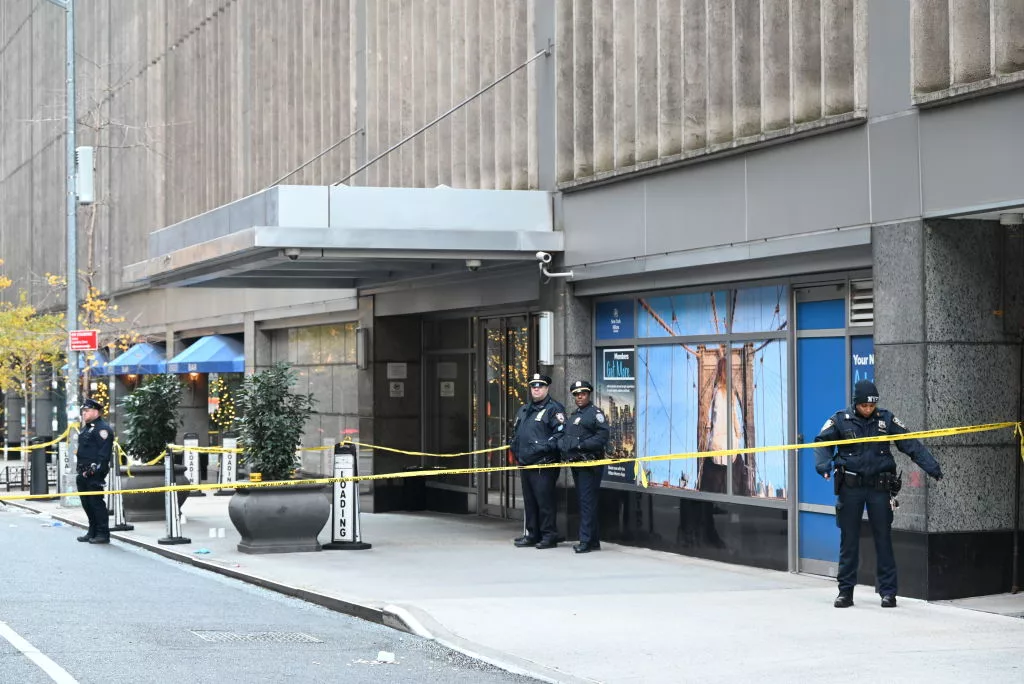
top-left (76, 397), bottom-right (114, 544)
top-left (814, 380), bottom-right (942, 608)
top-left (509, 372), bottom-right (565, 549)
top-left (560, 380), bottom-right (609, 554)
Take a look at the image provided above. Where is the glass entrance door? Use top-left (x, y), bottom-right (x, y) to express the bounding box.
top-left (479, 316), bottom-right (532, 520)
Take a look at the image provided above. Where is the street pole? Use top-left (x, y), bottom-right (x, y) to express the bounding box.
top-left (45, 0), bottom-right (79, 506)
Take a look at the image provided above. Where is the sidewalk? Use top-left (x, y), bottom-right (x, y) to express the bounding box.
top-left (8, 494), bottom-right (1024, 684)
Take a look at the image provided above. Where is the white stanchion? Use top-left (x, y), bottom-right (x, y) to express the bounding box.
top-left (215, 435), bottom-right (238, 496)
top-left (323, 443), bottom-right (371, 550)
top-left (183, 433), bottom-right (206, 497)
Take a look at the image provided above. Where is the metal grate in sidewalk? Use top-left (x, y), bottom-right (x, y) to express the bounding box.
top-left (189, 630), bottom-right (323, 644)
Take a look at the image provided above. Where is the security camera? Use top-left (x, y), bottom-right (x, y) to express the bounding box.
top-left (284, 248), bottom-right (301, 261)
top-left (465, 259), bottom-right (482, 272)
top-left (536, 251), bottom-right (552, 264)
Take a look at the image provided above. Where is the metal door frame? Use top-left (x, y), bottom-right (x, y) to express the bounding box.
top-left (477, 314), bottom-right (533, 521)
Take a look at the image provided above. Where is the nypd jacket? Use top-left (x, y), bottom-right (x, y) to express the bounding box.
top-left (560, 402), bottom-right (610, 462)
top-left (813, 407), bottom-right (942, 479)
top-left (76, 418), bottom-right (114, 477)
top-left (510, 397), bottom-right (566, 466)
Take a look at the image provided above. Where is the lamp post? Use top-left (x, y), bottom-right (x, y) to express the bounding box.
top-left (44, 0), bottom-right (79, 507)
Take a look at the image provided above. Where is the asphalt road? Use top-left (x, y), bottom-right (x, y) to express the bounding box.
top-left (0, 502), bottom-right (537, 684)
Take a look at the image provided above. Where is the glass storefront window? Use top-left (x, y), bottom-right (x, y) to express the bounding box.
top-left (637, 291), bottom-right (730, 337)
top-left (731, 285), bottom-right (789, 334)
top-left (732, 341), bottom-right (788, 499)
top-left (636, 344), bottom-right (725, 493)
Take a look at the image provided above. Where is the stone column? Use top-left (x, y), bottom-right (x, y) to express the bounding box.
top-left (874, 219), bottom-right (1022, 599)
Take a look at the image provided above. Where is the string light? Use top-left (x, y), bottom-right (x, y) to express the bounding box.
top-left (209, 375), bottom-right (238, 431)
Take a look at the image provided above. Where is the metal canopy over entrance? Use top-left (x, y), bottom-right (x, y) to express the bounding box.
top-left (123, 185), bottom-right (560, 290)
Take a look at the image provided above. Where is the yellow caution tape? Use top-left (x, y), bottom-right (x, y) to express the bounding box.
top-left (3, 426), bottom-right (73, 452)
top-left (2, 421), bottom-right (1019, 502)
top-left (339, 439), bottom-right (509, 459)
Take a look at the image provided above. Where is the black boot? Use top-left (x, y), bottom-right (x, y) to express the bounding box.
top-left (77, 533), bottom-right (93, 542)
top-left (834, 593), bottom-right (854, 608)
top-left (514, 536), bottom-right (539, 548)
top-left (881, 595), bottom-right (897, 608)
top-left (88, 536), bottom-right (111, 544)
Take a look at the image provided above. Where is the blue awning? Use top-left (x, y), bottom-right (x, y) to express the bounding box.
top-left (107, 342), bottom-right (167, 376)
top-left (167, 335), bottom-right (244, 374)
top-left (62, 350), bottom-right (109, 376)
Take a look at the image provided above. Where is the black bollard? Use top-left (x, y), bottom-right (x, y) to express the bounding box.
top-left (30, 448), bottom-right (53, 498)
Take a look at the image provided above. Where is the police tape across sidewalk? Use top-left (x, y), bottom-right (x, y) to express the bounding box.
top-left (1, 420), bottom-right (1019, 503)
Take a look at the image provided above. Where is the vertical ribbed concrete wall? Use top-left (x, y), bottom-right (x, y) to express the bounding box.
top-left (912, 0), bottom-right (1024, 95)
top-left (555, 0), bottom-right (868, 183)
top-left (0, 0), bottom-right (539, 301)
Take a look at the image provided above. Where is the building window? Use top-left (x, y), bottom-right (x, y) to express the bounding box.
top-left (597, 283), bottom-right (789, 500)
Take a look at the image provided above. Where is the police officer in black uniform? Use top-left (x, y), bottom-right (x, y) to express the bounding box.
top-left (814, 380), bottom-right (942, 608)
top-left (560, 380), bottom-right (610, 554)
top-left (509, 373), bottom-right (566, 549)
top-left (76, 397), bottom-right (114, 544)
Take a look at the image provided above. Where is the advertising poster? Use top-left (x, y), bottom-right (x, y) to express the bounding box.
top-left (851, 336), bottom-right (874, 385)
top-left (595, 347), bottom-right (637, 484)
top-left (595, 300), bottom-right (635, 340)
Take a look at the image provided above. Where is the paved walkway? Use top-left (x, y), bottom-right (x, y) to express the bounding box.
top-left (6, 494), bottom-right (1024, 683)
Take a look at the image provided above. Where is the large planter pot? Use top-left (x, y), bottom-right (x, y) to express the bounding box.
top-left (118, 464), bottom-right (191, 523)
top-left (228, 483), bottom-right (331, 554)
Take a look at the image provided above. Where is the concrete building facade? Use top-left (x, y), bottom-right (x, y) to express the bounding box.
top-left (2, 0), bottom-right (1023, 599)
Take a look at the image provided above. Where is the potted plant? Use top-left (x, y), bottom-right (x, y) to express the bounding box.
top-left (228, 362), bottom-right (325, 554)
top-left (118, 373), bottom-right (190, 522)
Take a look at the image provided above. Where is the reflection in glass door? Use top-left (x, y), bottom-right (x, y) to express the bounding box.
top-left (480, 316), bottom-right (531, 520)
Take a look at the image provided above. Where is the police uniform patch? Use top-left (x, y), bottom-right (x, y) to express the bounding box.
top-left (893, 416), bottom-right (907, 429)
top-left (574, 417), bottom-right (582, 424)
top-left (99, 429), bottom-right (109, 440)
top-left (821, 418), bottom-right (835, 432)
top-left (596, 412), bottom-right (605, 423)
top-left (555, 413), bottom-right (566, 424)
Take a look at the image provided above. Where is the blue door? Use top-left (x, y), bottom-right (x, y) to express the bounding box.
top-left (796, 298), bottom-right (847, 575)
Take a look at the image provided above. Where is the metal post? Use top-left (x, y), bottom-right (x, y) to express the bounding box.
top-left (109, 452), bottom-right (133, 532)
top-left (158, 451), bottom-right (189, 545)
top-left (41, 0), bottom-right (81, 508)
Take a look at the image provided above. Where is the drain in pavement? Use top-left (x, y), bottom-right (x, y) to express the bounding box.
top-left (190, 630), bottom-right (323, 643)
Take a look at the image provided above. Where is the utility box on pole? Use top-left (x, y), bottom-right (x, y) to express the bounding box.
top-left (75, 146), bottom-right (95, 204)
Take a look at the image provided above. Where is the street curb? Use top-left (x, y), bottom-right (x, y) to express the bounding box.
top-left (5, 500), bottom-right (585, 683)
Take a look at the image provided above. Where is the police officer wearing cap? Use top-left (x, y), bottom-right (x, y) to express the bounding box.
top-left (76, 397), bottom-right (114, 544)
top-left (509, 372), bottom-right (566, 549)
top-left (560, 380), bottom-right (609, 553)
top-left (814, 379), bottom-right (942, 608)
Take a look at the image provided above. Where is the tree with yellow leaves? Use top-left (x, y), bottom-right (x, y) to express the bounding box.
top-left (0, 260), bottom-right (66, 445)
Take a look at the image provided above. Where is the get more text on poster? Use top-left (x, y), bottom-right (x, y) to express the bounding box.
top-left (596, 347), bottom-right (637, 484)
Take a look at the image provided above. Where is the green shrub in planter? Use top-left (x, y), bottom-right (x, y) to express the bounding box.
top-left (120, 373), bottom-right (183, 462)
top-left (236, 362), bottom-right (316, 482)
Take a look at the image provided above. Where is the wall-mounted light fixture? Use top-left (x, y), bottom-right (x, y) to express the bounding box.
top-left (356, 327), bottom-right (369, 370)
top-left (537, 311), bottom-right (554, 366)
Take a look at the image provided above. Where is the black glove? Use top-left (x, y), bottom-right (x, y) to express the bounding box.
top-left (85, 463), bottom-right (99, 477)
top-left (932, 470), bottom-right (943, 481)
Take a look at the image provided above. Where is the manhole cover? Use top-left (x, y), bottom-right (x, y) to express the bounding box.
top-left (190, 630), bottom-right (323, 643)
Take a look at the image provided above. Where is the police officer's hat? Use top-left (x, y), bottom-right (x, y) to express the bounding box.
top-left (81, 398), bottom-right (104, 413)
top-left (853, 380), bottom-right (880, 405)
top-left (528, 373), bottom-right (552, 387)
top-left (570, 380), bottom-right (594, 395)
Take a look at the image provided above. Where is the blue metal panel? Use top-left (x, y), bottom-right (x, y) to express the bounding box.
top-left (797, 335), bottom-right (846, 506)
top-left (797, 318), bottom-right (846, 566)
top-left (799, 511), bottom-right (841, 562)
top-left (167, 335), bottom-right (244, 374)
top-left (796, 299), bottom-right (845, 330)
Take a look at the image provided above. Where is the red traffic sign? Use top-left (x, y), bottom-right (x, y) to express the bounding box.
top-left (69, 329), bottom-right (99, 351)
